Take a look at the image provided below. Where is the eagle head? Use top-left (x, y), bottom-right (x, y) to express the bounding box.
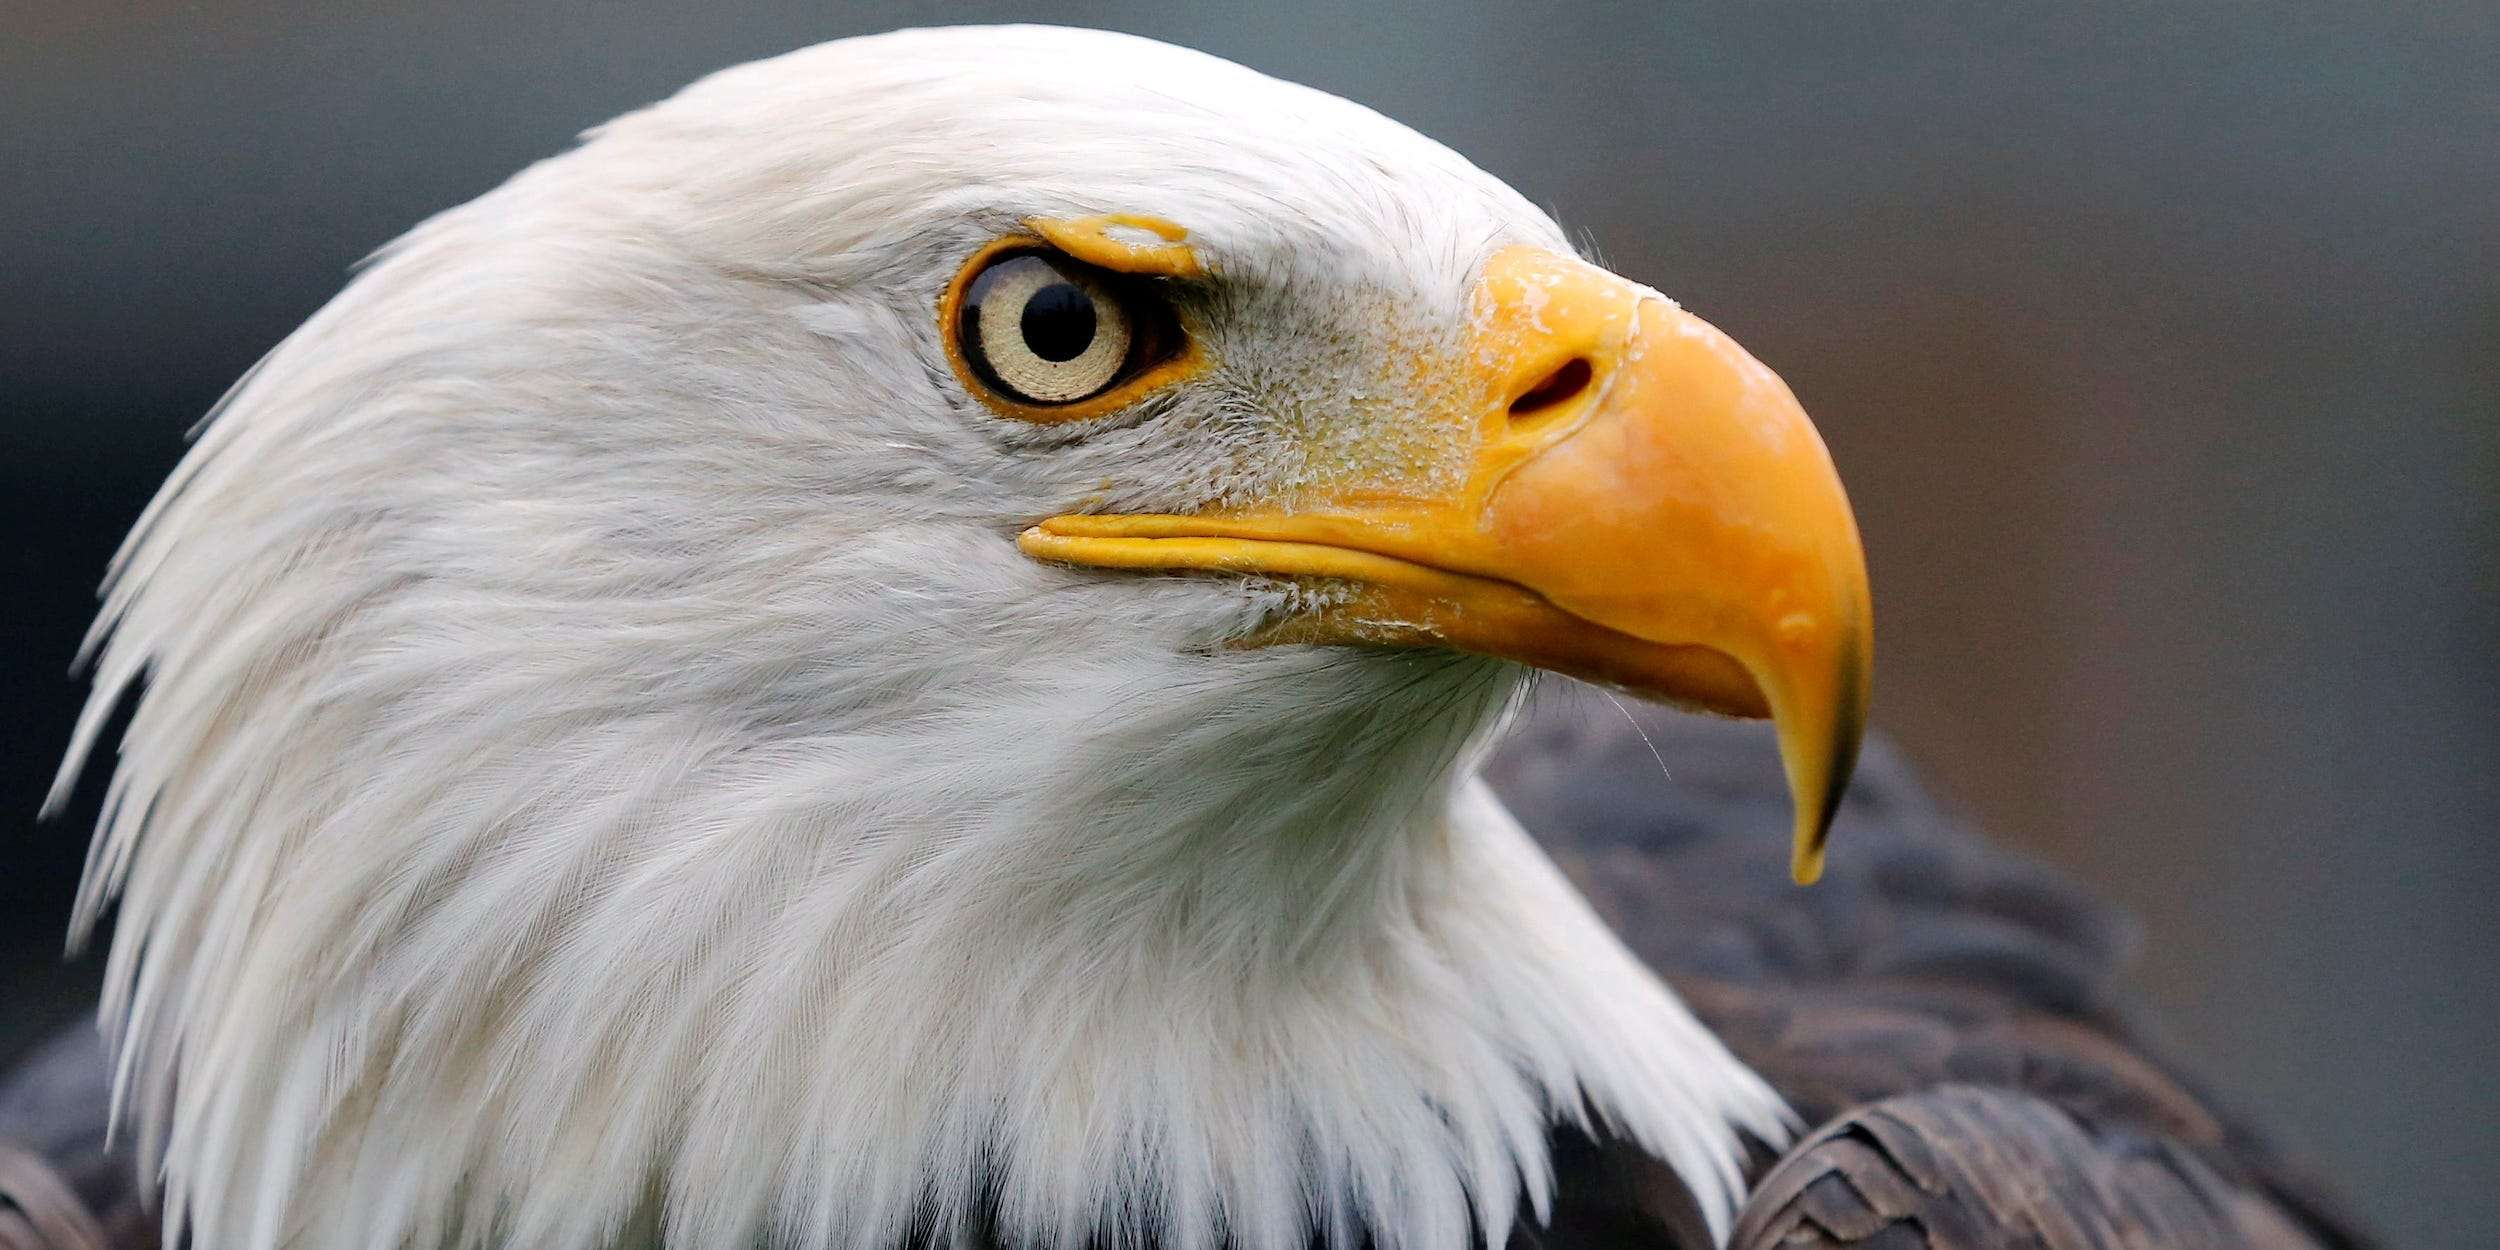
top-left (57, 25), bottom-right (1868, 1250)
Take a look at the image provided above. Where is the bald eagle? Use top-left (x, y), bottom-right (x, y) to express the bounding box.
top-left (1, 25), bottom-right (2368, 1250)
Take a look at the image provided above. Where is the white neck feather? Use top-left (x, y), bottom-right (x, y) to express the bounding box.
top-left (71, 562), bottom-right (1784, 1250)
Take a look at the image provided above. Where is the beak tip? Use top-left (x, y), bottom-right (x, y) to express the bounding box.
top-left (1779, 643), bottom-right (1865, 890)
top-left (1789, 782), bottom-right (1838, 886)
top-left (1790, 842), bottom-right (1826, 887)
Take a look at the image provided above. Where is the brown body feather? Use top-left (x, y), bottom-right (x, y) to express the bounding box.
top-left (1491, 685), bottom-right (2374, 1249)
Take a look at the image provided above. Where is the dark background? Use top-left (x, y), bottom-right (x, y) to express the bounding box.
top-left (6, 3), bottom-right (2495, 1246)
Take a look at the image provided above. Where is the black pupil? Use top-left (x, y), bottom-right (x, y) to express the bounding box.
top-left (1020, 282), bottom-right (1097, 362)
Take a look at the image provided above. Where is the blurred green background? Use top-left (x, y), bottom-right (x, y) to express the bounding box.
top-left (5, 3), bottom-right (2494, 1245)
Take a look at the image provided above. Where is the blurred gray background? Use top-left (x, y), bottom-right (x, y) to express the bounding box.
top-left (5, 3), bottom-right (2494, 1245)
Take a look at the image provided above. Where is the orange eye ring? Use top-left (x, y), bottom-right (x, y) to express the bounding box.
top-left (939, 235), bottom-right (1204, 424)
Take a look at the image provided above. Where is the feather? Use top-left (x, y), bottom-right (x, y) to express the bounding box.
top-left (1488, 683), bottom-right (2377, 1250)
top-left (43, 26), bottom-right (1776, 1250)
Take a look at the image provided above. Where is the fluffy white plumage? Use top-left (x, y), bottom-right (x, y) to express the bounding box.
top-left (54, 25), bottom-right (1789, 1250)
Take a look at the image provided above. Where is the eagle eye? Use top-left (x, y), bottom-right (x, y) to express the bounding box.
top-left (945, 245), bottom-right (1189, 420)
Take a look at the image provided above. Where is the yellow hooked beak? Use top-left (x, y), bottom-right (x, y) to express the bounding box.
top-left (1019, 245), bottom-right (1871, 884)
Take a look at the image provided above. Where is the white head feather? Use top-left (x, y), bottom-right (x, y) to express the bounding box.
top-left (55, 25), bottom-right (1788, 1250)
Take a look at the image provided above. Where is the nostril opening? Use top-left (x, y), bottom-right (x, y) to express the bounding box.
top-left (1508, 357), bottom-right (1595, 423)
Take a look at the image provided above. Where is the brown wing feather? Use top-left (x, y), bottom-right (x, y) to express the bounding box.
top-left (0, 1029), bottom-right (153, 1250)
top-left (1485, 682), bottom-right (2376, 1250)
top-left (1732, 1085), bottom-right (2334, 1250)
